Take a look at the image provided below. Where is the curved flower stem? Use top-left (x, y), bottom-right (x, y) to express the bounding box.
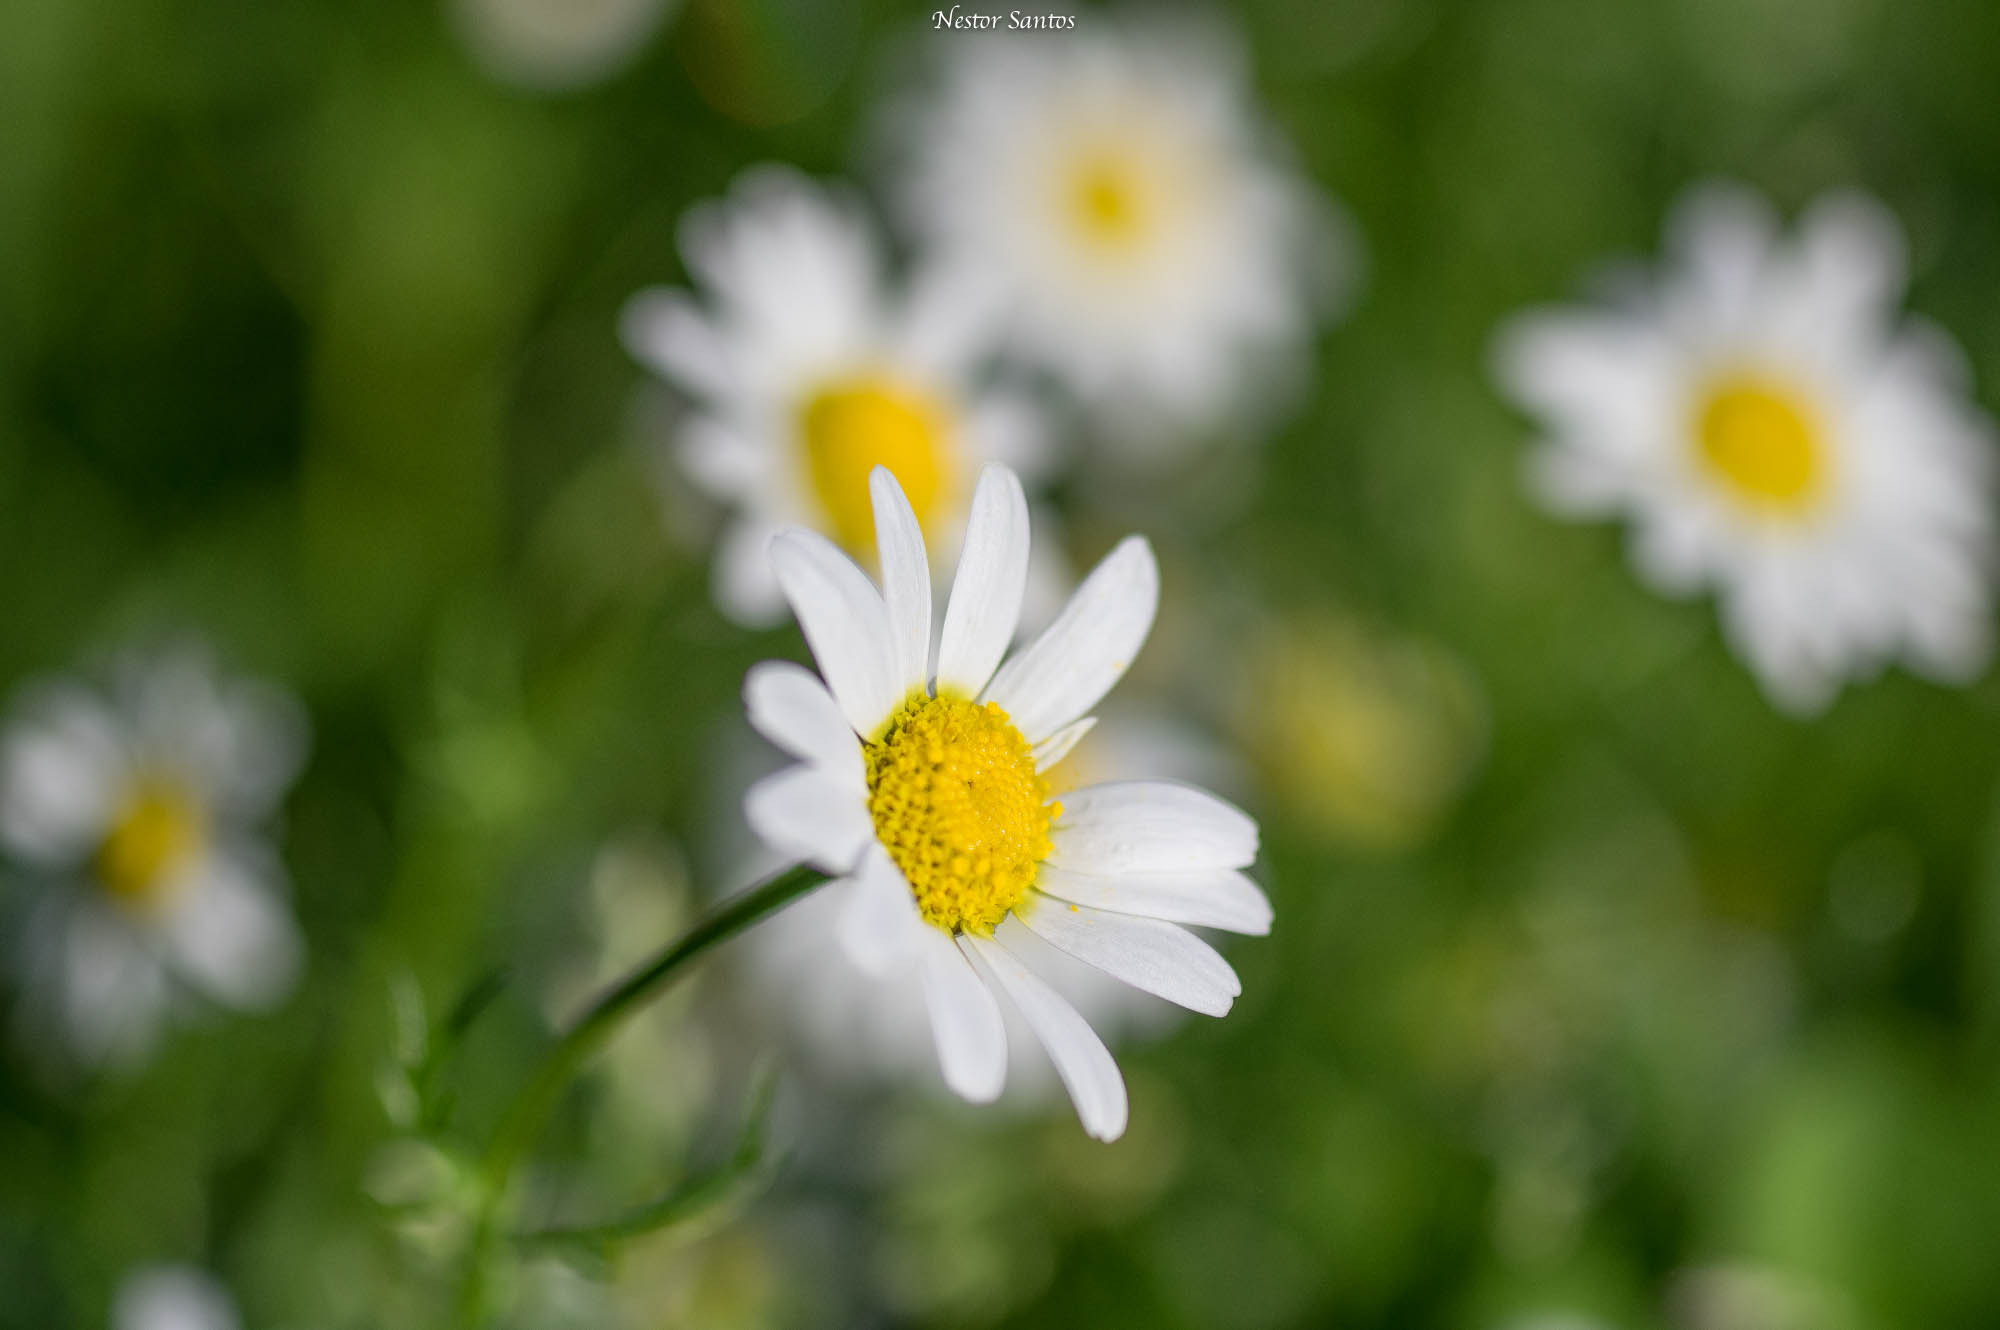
top-left (454, 862), bottom-right (829, 1326)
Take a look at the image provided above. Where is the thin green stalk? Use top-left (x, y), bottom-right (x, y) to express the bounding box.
top-left (453, 862), bottom-right (827, 1325)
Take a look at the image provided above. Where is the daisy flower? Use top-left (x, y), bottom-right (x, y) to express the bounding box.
top-left (883, 14), bottom-right (1350, 441)
top-left (741, 462), bottom-right (1269, 1140)
top-left (1495, 184), bottom-right (1997, 712)
top-left (0, 647), bottom-right (307, 1071)
top-left (728, 703), bottom-right (1236, 1103)
top-left (113, 1265), bottom-right (241, 1330)
top-left (622, 165), bottom-right (1049, 626)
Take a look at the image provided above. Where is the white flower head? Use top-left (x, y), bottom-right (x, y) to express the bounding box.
top-left (741, 463), bottom-right (1270, 1140)
top-left (884, 12), bottom-right (1353, 443)
top-left (623, 165), bottom-right (1051, 626)
top-left (0, 645), bottom-right (307, 1073)
top-left (731, 704), bottom-right (1234, 1103)
top-left (1495, 184), bottom-right (1998, 713)
top-left (113, 1264), bottom-right (241, 1330)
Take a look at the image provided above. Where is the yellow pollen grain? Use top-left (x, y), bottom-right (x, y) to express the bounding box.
top-left (865, 694), bottom-right (1058, 936)
top-left (97, 779), bottom-right (205, 910)
top-left (1694, 375), bottom-right (1824, 514)
top-left (798, 375), bottom-right (952, 558)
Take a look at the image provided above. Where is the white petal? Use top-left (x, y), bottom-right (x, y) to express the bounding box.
top-left (619, 287), bottom-right (737, 400)
top-left (1034, 864), bottom-right (1273, 936)
top-left (184, 675), bottom-right (309, 822)
top-left (963, 932), bottom-right (1128, 1141)
top-left (1795, 190), bottom-right (1906, 330)
top-left (983, 537), bottom-right (1158, 743)
top-left (914, 928), bottom-right (1006, 1102)
top-left (161, 852), bottom-right (302, 1011)
top-left (893, 262), bottom-right (1004, 379)
top-left (935, 464), bottom-right (1030, 698)
top-left (1032, 717), bottom-right (1097, 772)
top-left (742, 661), bottom-right (865, 792)
top-left (1664, 181), bottom-right (1779, 334)
top-left (676, 415), bottom-right (770, 500)
top-left (1049, 780), bottom-right (1258, 873)
top-left (770, 529), bottom-right (903, 736)
top-left (743, 765), bottom-right (872, 874)
top-left (48, 897), bottom-right (168, 1071)
top-left (871, 467), bottom-right (933, 697)
top-left (0, 684), bottom-right (127, 865)
top-left (1009, 905), bottom-right (1239, 1017)
top-left (838, 844), bottom-right (926, 977)
top-left (113, 1264), bottom-right (242, 1330)
top-left (712, 517), bottom-right (791, 628)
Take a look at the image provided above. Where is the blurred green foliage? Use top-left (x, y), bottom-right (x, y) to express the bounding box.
top-left (7, 0), bottom-right (2000, 1327)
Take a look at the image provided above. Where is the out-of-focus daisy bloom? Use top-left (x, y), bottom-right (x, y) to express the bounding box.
top-left (449, 0), bottom-right (677, 91)
top-left (741, 463), bottom-right (1269, 1140)
top-left (1495, 185), bottom-right (1997, 713)
top-left (0, 648), bottom-right (307, 1071)
top-left (883, 15), bottom-right (1351, 442)
top-left (623, 165), bottom-right (1050, 626)
top-left (113, 1265), bottom-right (241, 1330)
top-left (732, 704), bottom-right (1236, 1101)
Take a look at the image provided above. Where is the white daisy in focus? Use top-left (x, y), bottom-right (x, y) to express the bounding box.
top-left (884, 15), bottom-right (1351, 443)
top-left (741, 462), bottom-right (1270, 1140)
top-left (622, 165), bottom-right (1050, 626)
top-left (113, 1265), bottom-right (241, 1330)
top-left (731, 704), bottom-right (1236, 1102)
top-left (449, 0), bottom-right (677, 91)
top-left (1495, 184), bottom-right (1997, 713)
top-left (0, 647), bottom-right (307, 1073)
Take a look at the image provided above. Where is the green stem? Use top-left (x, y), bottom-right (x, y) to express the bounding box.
top-left (453, 862), bottom-right (828, 1326)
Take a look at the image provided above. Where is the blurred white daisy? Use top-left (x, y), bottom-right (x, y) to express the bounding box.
top-left (730, 703), bottom-right (1235, 1104)
top-left (449, 0), bottom-right (677, 91)
top-left (1495, 184), bottom-right (1997, 713)
top-left (884, 15), bottom-right (1351, 443)
top-left (741, 462), bottom-right (1270, 1140)
top-left (113, 1265), bottom-right (241, 1330)
top-left (0, 647), bottom-right (307, 1072)
top-left (623, 165), bottom-right (1051, 626)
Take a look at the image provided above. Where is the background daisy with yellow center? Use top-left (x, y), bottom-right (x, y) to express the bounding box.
top-left (882, 15), bottom-right (1354, 447)
top-left (1494, 184), bottom-right (1997, 713)
top-left (623, 165), bottom-right (1053, 626)
top-left (0, 647), bottom-right (307, 1072)
top-left (741, 464), bottom-right (1270, 1140)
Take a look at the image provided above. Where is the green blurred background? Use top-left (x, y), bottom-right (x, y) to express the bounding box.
top-left (8, 0), bottom-right (2000, 1326)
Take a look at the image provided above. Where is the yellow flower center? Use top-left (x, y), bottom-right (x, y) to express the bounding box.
top-left (1693, 375), bottom-right (1825, 514)
top-left (799, 376), bottom-right (952, 559)
top-left (1067, 154), bottom-right (1149, 249)
top-left (97, 779), bottom-right (205, 910)
top-left (865, 694), bottom-right (1058, 936)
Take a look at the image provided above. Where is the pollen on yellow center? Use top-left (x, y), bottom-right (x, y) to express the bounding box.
top-left (799, 376), bottom-right (952, 558)
top-left (1693, 375), bottom-right (1825, 514)
top-left (865, 694), bottom-right (1058, 937)
top-left (97, 779), bottom-right (205, 910)
top-left (1068, 154), bottom-right (1149, 248)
